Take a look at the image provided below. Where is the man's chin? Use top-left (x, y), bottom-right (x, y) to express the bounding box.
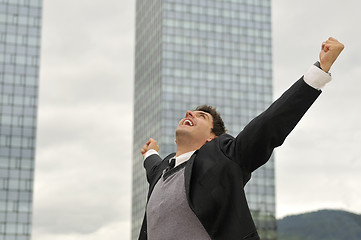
top-left (175, 128), bottom-right (192, 138)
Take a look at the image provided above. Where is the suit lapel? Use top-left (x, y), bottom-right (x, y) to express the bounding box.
top-left (147, 153), bottom-right (176, 200)
top-left (156, 153), bottom-right (176, 182)
top-left (184, 150), bottom-right (198, 206)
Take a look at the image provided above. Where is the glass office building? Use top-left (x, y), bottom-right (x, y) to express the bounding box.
top-left (0, 0), bottom-right (42, 239)
top-left (132, 0), bottom-right (275, 239)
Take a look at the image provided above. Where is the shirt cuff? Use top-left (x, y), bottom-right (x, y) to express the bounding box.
top-left (303, 63), bottom-right (332, 90)
top-left (144, 149), bottom-right (159, 160)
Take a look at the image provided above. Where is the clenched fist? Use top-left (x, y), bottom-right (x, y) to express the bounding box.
top-left (140, 138), bottom-right (160, 158)
top-left (319, 37), bottom-right (344, 73)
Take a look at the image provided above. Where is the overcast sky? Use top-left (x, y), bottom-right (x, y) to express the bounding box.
top-left (32, 1), bottom-right (361, 239)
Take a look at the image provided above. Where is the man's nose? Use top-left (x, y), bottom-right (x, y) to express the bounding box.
top-left (185, 111), bottom-right (194, 118)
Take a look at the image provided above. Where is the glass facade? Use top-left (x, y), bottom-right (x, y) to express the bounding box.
top-left (132, 0), bottom-right (275, 239)
top-left (0, 0), bottom-right (42, 239)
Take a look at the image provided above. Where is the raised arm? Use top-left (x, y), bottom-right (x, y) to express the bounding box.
top-left (140, 138), bottom-right (163, 183)
top-left (220, 37), bottom-right (344, 173)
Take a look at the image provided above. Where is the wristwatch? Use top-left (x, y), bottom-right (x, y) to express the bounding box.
top-left (314, 61), bottom-right (331, 76)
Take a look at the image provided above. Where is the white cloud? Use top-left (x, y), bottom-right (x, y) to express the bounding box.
top-left (33, 103), bottom-right (132, 235)
top-left (33, 220), bottom-right (130, 240)
top-left (34, 1), bottom-right (134, 233)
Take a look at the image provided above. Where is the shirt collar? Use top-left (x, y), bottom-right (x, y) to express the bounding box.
top-left (172, 150), bottom-right (196, 167)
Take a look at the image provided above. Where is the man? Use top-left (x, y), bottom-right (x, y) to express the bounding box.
top-left (138, 37), bottom-right (344, 240)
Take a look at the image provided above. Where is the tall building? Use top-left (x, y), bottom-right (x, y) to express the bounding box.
top-left (132, 0), bottom-right (275, 239)
top-left (0, 0), bottom-right (42, 239)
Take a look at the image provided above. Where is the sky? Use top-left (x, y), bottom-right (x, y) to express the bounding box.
top-left (32, 0), bottom-right (361, 239)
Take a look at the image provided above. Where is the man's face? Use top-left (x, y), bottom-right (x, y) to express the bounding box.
top-left (176, 110), bottom-right (216, 145)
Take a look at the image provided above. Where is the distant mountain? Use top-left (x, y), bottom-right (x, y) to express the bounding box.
top-left (277, 209), bottom-right (361, 240)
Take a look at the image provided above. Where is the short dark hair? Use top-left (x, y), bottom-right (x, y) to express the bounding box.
top-left (194, 105), bottom-right (226, 136)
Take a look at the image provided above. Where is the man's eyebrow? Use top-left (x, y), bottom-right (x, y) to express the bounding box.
top-left (198, 111), bottom-right (210, 119)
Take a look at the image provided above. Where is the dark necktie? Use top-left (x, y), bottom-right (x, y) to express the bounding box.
top-left (169, 158), bottom-right (176, 169)
top-left (166, 158), bottom-right (176, 172)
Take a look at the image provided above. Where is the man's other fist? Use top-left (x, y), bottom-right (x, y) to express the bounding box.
top-left (140, 138), bottom-right (160, 158)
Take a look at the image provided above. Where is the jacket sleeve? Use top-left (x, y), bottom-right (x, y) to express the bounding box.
top-left (219, 78), bottom-right (321, 173)
top-left (143, 153), bottom-right (163, 183)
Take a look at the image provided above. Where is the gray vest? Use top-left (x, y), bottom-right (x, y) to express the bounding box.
top-left (146, 164), bottom-right (211, 240)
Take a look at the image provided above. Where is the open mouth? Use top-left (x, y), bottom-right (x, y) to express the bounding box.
top-left (183, 119), bottom-right (194, 126)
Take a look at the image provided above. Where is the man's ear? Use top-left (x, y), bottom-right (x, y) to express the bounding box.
top-left (206, 134), bottom-right (217, 142)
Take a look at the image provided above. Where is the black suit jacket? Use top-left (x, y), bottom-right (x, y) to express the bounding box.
top-left (138, 78), bottom-right (322, 240)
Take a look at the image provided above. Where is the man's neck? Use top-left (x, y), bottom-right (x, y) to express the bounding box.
top-left (176, 147), bottom-right (197, 157)
top-left (176, 142), bottom-right (203, 157)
